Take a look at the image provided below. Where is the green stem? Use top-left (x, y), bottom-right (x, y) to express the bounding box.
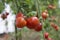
top-left (13, 0), bottom-right (22, 40)
top-left (15, 20), bottom-right (18, 40)
top-left (12, 0), bottom-right (19, 40)
top-left (18, 29), bottom-right (22, 40)
top-left (34, 0), bottom-right (40, 18)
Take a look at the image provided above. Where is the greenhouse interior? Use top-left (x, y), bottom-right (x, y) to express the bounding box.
top-left (0, 0), bottom-right (60, 40)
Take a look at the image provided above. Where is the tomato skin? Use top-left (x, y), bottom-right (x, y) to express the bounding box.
top-left (48, 5), bottom-right (56, 9)
top-left (34, 23), bottom-right (42, 31)
top-left (16, 12), bottom-right (24, 18)
top-left (44, 32), bottom-right (49, 39)
top-left (50, 22), bottom-right (55, 27)
top-left (50, 22), bottom-right (59, 31)
top-left (42, 12), bottom-right (48, 19)
top-left (47, 38), bottom-right (52, 40)
top-left (16, 17), bottom-right (26, 28)
top-left (26, 17), bottom-right (40, 29)
top-left (27, 25), bottom-right (33, 29)
top-left (55, 26), bottom-right (59, 31)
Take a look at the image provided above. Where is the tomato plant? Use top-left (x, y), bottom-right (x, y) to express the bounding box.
top-left (0, 0), bottom-right (60, 40)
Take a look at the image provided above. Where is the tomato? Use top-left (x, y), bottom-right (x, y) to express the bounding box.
top-left (55, 26), bottom-right (59, 31)
top-left (42, 12), bottom-right (48, 19)
top-left (50, 22), bottom-right (59, 31)
top-left (44, 32), bottom-right (49, 39)
top-left (34, 23), bottom-right (42, 31)
top-left (26, 17), bottom-right (40, 29)
top-left (16, 12), bottom-right (24, 18)
top-left (27, 25), bottom-right (34, 29)
top-left (48, 5), bottom-right (56, 9)
top-left (16, 17), bottom-right (26, 28)
top-left (48, 5), bottom-right (53, 9)
top-left (1, 14), bottom-right (7, 20)
top-left (47, 38), bottom-right (52, 40)
top-left (50, 22), bottom-right (55, 27)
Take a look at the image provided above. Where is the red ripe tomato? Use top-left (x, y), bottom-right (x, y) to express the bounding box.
top-left (26, 17), bottom-right (40, 29)
top-left (16, 12), bottom-right (24, 18)
top-left (47, 38), bottom-right (52, 40)
top-left (42, 12), bottom-right (48, 19)
top-left (55, 26), bottom-right (59, 31)
top-left (50, 22), bottom-right (55, 28)
top-left (27, 25), bottom-right (33, 29)
top-left (50, 22), bottom-right (59, 31)
top-left (44, 32), bottom-right (49, 39)
top-left (34, 23), bottom-right (42, 31)
top-left (16, 17), bottom-right (26, 28)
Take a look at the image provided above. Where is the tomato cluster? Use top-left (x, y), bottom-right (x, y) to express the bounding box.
top-left (15, 11), bottom-right (58, 40)
top-left (16, 10), bottom-right (49, 29)
top-left (16, 12), bottom-right (43, 32)
top-left (16, 11), bottom-right (59, 32)
top-left (15, 9), bottom-right (59, 40)
top-left (26, 17), bottom-right (40, 29)
top-left (26, 17), bottom-right (42, 31)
